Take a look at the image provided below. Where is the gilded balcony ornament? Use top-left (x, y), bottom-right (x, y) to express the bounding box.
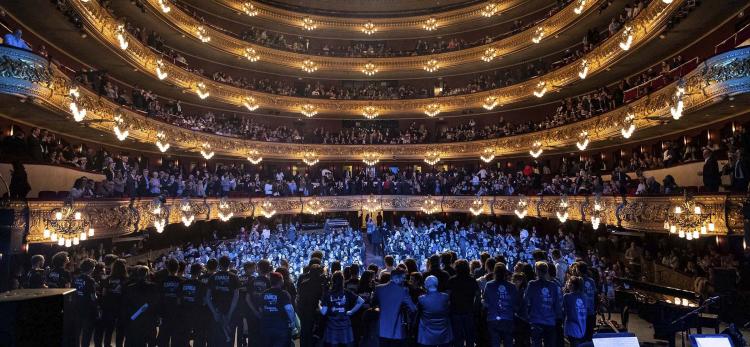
top-left (259, 199), bottom-right (276, 218)
top-left (180, 199), bottom-right (196, 227)
top-left (195, 25), bottom-right (211, 43)
top-left (195, 82), bottom-right (210, 99)
top-left (421, 196), bottom-right (440, 214)
top-left (423, 59), bottom-right (440, 73)
top-left (217, 197), bottom-right (234, 222)
top-left (113, 114), bottom-right (130, 141)
top-left (423, 17), bottom-right (438, 31)
top-left (481, 2), bottom-right (501, 17)
top-left (480, 47), bottom-right (498, 63)
top-left (301, 59), bottom-right (318, 73)
top-left (246, 149), bottom-right (263, 164)
top-left (621, 112), bottom-right (636, 138)
top-left (532, 26), bottom-right (545, 44)
top-left (242, 2), bottom-right (258, 16)
top-left (573, 0), bottom-right (587, 14)
top-left (300, 104), bottom-right (318, 117)
top-left (157, 0), bottom-right (171, 13)
top-left (670, 83), bottom-right (686, 120)
top-left (155, 131), bottom-right (170, 152)
top-left (362, 21), bottom-right (378, 35)
top-left (115, 24), bottom-right (129, 50)
top-left (362, 152), bottom-right (381, 166)
top-left (362, 105), bottom-right (380, 119)
top-left (362, 62), bottom-right (378, 76)
top-left (514, 197), bottom-right (529, 219)
top-left (305, 198), bottom-right (324, 215)
top-left (533, 81), bottom-right (548, 98)
top-left (302, 151), bottom-right (319, 166)
top-left (68, 87), bottom-right (87, 122)
top-left (482, 96), bottom-right (499, 110)
top-left (200, 143), bottom-right (215, 160)
top-left (424, 151), bottom-right (441, 165)
top-left (301, 17), bottom-right (317, 31)
top-left (556, 196), bottom-right (570, 223)
top-left (576, 131), bottom-right (589, 151)
top-left (578, 59), bottom-right (589, 79)
top-left (529, 141), bottom-right (543, 158)
top-left (424, 103), bottom-right (441, 117)
top-left (619, 25), bottom-right (634, 51)
top-left (242, 96), bottom-right (259, 111)
top-left (480, 147), bottom-right (495, 163)
top-left (243, 47), bottom-right (260, 62)
top-left (155, 59), bottom-right (168, 80)
top-left (469, 198), bottom-right (485, 216)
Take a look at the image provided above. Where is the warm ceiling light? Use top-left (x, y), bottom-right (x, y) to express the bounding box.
top-left (424, 151), bottom-right (441, 165)
top-left (196, 25), bottom-right (211, 43)
top-left (243, 47), bottom-right (260, 62)
top-left (481, 47), bottom-right (498, 62)
top-left (157, 0), bottom-right (171, 13)
top-left (115, 24), bottom-right (128, 50)
top-left (578, 59), bottom-right (589, 79)
top-left (424, 103), bottom-right (441, 117)
top-left (480, 147), bottom-right (495, 163)
top-left (529, 141), bottom-right (543, 158)
top-left (302, 17), bottom-right (317, 31)
top-left (195, 82), bottom-right (210, 99)
top-left (670, 85), bottom-right (686, 120)
top-left (362, 152), bottom-right (380, 166)
top-left (155, 59), bottom-right (168, 80)
top-left (113, 114), bottom-right (129, 141)
top-left (619, 25), bottom-right (634, 50)
top-left (362, 21), bottom-right (377, 35)
top-left (532, 26), bottom-right (545, 43)
top-left (423, 17), bottom-right (438, 31)
top-left (573, 0), bottom-right (587, 14)
top-left (514, 198), bottom-right (528, 219)
top-left (300, 104), bottom-right (318, 117)
top-left (217, 198), bottom-right (234, 222)
top-left (533, 81), bottom-right (547, 98)
top-left (481, 2), bottom-right (500, 17)
top-left (200, 143), bottom-right (215, 159)
top-left (482, 96), bottom-right (499, 110)
top-left (301, 59), bottom-right (318, 73)
top-left (362, 62), bottom-right (378, 76)
top-left (662, 0), bottom-right (673, 3)
top-left (180, 200), bottom-right (195, 227)
top-left (156, 131), bottom-right (170, 152)
top-left (423, 59), bottom-right (440, 72)
top-left (302, 152), bottom-right (319, 166)
top-left (621, 112), bottom-right (636, 138)
top-left (68, 87), bottom-right (86, 122)
top-left (242, 96), bottom-right (259, 111)
top-left (246, 149), bottom-right (263, 164)
top-left (576, 131), bottom-right (589, 151)
top-left (305, 198), bottom-right (323, 215)
top-left (469, 198), bottom-right (485, 216)
top-left (421, 196), bottom-right (440, 214)
top-left (362, 106), bottom-right (380, 119)
top-left (242, 2), bottom-right (258, 16)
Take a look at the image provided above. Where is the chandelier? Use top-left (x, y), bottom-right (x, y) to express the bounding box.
top-left (300, 104), bottom-right (318, 117)
top-left (556, 196), bottom-right (570, 223)
top-left (302, 151), bottom-right (319, 166)
top-left (68, 87), bottom-right (87, 122)
top-left (573, 0), bottom-right (587, 14)
top-left (150, 198), bottom-right (169, 233)
top-left (423, 59), bottom-right (440, 73)
top-left (242, 2), bottom-right (258, 16)
top-left (305, 198), bottom-right (323, 215)
top-left (362, 106), bottom-right (380, 119)
top-left (156, 131), bottom-right (170, 152)
top-left (180, 199), bottom-right (195, 227)
top-left (362, 62), bottom-right (378, 76)
top-left (195, 82), bottom-right (210, 99)
top-left (533, 81), bottom-right (547, 98)
top-left (424, 151), bottom-right (441, 165)
top-left (421, 196), bottom-right (440, 214)
top-left (576, 131), bottom-right (589, 151)
top-left (301, 60), bottom-right (318, 73)
top-left (362, 152), bottom-right (380, 166)
top-left (42, 200), bottom-right (94, 247)
top-left (155, 59), bottom-right (168, 80)
top-left (217, 197), bottom-right (234, 222)
top-left (423, 17), bottom-right (438, 31)
top-left (529, 141), bottom-right (543, 158)
top-left (424, 103), bottom-right (441, 117)
top-left (589, 196), bottom-right (606, 229)
top-left (514, 197), bottom-right (528, 219)
top-left (115, 24), bottom-right (128, 50)
top-left (532, 26), bottom-right (545, 43)
top-left (200, 143), bottom-right (215, 160)
top-left (469, 198), bottom-right (485, 216)
top-left (242, 96), bottom-right (260, 111)
top-left (621, 112), bottom-right (636, 138)
top-left (243, 47), bottom-right (260, 62)
top-left (246, 149), bottom-right (263, 164)
top-left (196, 25), bottom-right (211, 43)
top-left (481, 48), bottom-right (498, 62)
top-left (664, 194), bottom-right (715, 240)
top-left (480, 147), bottom-right (495, 163)
top-left (482, 96), bottom-right (499, 110)
top-left (619, 25), bottom-right (634, 50)
top-left (670, 84), bottom-right (686, 120)
top-left (481, 2), bottom-right (500, 17)
top-left (157, 0), bottom-right (171, 13)
top-left (362, 21), bottom-right (377, 35)
top-left (113, 114), bottom-right (129, 141)
top-left (259, 200), bottom-right (276, 218)
top-left (363, 195), bottom-right (381, 214)
top-left (302, 17), bottom-right (317, 31)
top-left (578, 59), bottom-right (589, 79)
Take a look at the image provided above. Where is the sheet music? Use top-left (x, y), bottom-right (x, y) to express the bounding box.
top-left (592, 336), bottom-right (640, 347)
top-left (694, 337), bottom-right (733, 347)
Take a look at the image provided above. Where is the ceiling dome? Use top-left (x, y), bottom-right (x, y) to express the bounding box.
top-left (255, 0), bottom-right (483, 17)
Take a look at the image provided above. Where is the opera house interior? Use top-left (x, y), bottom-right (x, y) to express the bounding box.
top-left (0, 0), bottom-right (750, 346)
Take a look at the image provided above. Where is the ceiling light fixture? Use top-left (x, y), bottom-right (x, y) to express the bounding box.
top-left (514, 197), bottom-right (528, 219)
top-left (195, 82), bottom-right (210, 99)
top-left (157, 0), bottom-right (171, 13)
top-left (362, 106), bottom-right (380, 119)
top-left (481, 2), bottom-right (500, 17)
top-left (573, 0), bottom-right (587, 14)
top-left (556, 197), bottom-right (569, 223)
top-left (529, 141), bottom-right (543, 158)
top-left (469, 198), bottom-right (485, 216)
top-left (155, 131), bottom-right (170, 152)
top-left (259, 200), bottom-right (276, 218)
top-left (115, 24), bottom-right (129, 50)
top-left (243, 47), bottom-right (260, 62)
top-left (424, 151), bottom-right (441, 165)
top-left (302, 151), bottom-right (319, 166)
top-left (155, 59), bottom-right (168, 80)
top-left (532, 26), bottom-right (545, 43)
top-left (482, 96), bottom-right (499, 110)
top-left (619, 25), bottom-right (634, 51)
top-left (301, 17), bottom-right (317, 31)
top-left (424, 103), bottom-right (441, 117)
top-left (196, 25), bottom-right (211, 43)
top-left (578, 59), bottom-right (589, 79)
top-left (242, 2), bottom-right (258, 16)
top-left (113, 114), bottom-right (129, 141)
top-left (362, 62), bottom-right (378, 76)
top-left (301, 59), bottom-right (318, 73)
top-left (481, 47), bottom-right (498, 62)
top-left (246, 149), bottom-right (263, 164)
top-left (242, 96), bottom-right (259, 111)
top-left (533, 81), bottom-right (547, 98)
top-left (362, 152), bottom-right (380, 166)
top-left (217, 198), bottom-right (234, 222)
top-left (480, 148), bottom-right (495, 163)
top-left (423, 59), bottom-right (440, 73)
top-left (68, 87), bottom-right (87, 122)
top-left (300, 104), bottom-right (318, 117)
top-left (200, 143), bottom-right (215, 160)
top-left (576, 131), bottom-right (589, 151)
top-left (670, 85), bottom-right (686, 120)
top-left (423, 17), bottom-right (438, 31)
top-left (362, 21), bottom-right (377, 35)
top-left (421, 196), bottom-right (440, 214)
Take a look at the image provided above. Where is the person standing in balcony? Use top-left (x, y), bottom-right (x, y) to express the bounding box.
top-left (699, 148), bottom-right (721, 192)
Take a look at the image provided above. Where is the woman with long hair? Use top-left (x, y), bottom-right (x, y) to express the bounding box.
top-left (101, 259), bottom-right (128, 347)
top-left (320, 271), bottom-right (365, 347)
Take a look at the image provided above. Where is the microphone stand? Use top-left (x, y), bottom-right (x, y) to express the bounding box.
top-left (670, 296), bottom-right (719, 347)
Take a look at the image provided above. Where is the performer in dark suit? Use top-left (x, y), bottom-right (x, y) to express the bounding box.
top-left (417, 276), bottom-right (453, 346)
top-left (372, 269), bottom-right (417, 347)
top-left (701, 148), bottom-right (721, 192)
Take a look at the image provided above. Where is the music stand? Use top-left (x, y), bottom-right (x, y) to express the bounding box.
top-left (592, 332), bottom-right (640, 347)
top-left (690, 334), bottom-right (734, 347)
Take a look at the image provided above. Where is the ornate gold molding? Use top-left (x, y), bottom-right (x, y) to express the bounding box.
top-left (18, 194), bottom-right (741, 243)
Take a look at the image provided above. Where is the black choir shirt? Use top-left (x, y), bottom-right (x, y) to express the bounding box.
top-left (25, 269), bottom-right (45, 289)
top-left (260, 287), bottom-right (292, 330)
top-left (102, 275), bottom-right (126, 313)
top-left (160, 275), bottom-right (184, 313)
top-left (73, 273), bottom-right (97, 317)
top-left (322, 290), bottom-right (358, 330)
top-left (179, 278), bottom-right (203, 312)
top-left (208, 270), bottom-right (240, 314)
top-left (249, 275), bottom-right (271, 309)
top-left (46, 267), bottom-right (71, 288)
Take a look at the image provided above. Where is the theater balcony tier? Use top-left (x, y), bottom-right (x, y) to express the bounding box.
top-left (2, 45), bottom-right (750, 163)
top-left (5, 194), bottom-right (744, 243)
top-left (36, 0), bottom-right (694, 117)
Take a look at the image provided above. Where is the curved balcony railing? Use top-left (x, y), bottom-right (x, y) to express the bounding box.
top-left (8, 193), bottom-right (743, 243)
top-left (3, 44), bottom-right (749, 163)
top-left (69, 0), bottom-right (680, 117)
